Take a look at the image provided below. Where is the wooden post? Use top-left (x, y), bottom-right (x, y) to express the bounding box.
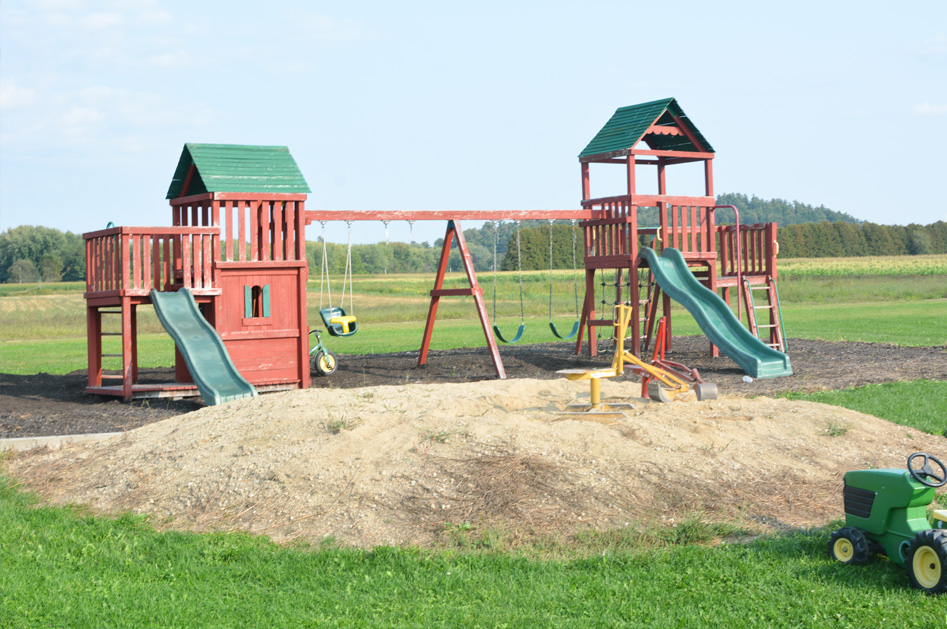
top-left (87, 306), bottom-right (102, 388)
top-left (581, 162), bottom-right (591, 200)
top-left (121, 297), bottom-right (133, 401)
top-left (297, 200), bottom-right (311, 389)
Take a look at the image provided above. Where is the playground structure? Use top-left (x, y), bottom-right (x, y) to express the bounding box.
top-left (82, 98), bottom-right (790, 403)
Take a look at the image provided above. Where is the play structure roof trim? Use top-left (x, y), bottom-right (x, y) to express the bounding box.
top-left (166, 143), bottom-right (311, 199)
top-left (579, 98), bottom-right (714, 158)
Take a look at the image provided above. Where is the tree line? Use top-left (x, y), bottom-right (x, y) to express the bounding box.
top-left (2, 194), bottom-right (945, 282)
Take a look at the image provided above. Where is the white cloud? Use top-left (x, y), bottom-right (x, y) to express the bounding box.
top-left (924, 34), bottom-right (947, 55)
top-left (56, 106), bottom-right (104, 139)
top-left (912, 102), bottom-right (947, 116)
top-left (57, 106), bottom-right (104, 126)
top-left (79, 12), bottom-right (123, 29)
top-left (27, 0), bottom-right (82, 10)
top-left (0, 80), bottom-right (38, 110)
top-left (145, 52), bottom-right (188, 68)
top-left (137, 10), bottom-right (172, 25)
top-left (285, 11), bottom-right (374, 43)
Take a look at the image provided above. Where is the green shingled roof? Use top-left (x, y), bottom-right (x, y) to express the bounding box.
top-left (579, 98), bottom-right (713, 159)
top-left (166, 143), bottom-right (311, 199)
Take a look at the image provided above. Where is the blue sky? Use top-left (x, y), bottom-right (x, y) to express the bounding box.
top-left (2, 0), bottom-right (945, 246)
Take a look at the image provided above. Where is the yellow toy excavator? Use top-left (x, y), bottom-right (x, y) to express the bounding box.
top-left (557, 304), bottom-right (716, 415)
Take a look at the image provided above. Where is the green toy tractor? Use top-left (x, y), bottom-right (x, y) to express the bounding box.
top-left (829, 452), bottom-right (947, 594)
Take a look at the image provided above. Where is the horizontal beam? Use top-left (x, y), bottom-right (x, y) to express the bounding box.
top-left (83, 226), bottom-right (220, 239)
top-left (169, 192), bottom-right (308, 205)
top-left (630, 148), bottom-right (715, 160)
top-left (581, 194), bottom-right (715, 208)
top-left (304, 209), bottom-right (595, 224)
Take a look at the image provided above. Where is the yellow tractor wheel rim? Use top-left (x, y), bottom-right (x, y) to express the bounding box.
top-left (833, 538), bottom-right (854, 562)
top-left (914, 546), bottom-right (942, 589)
top-left (320, 354), bottom-right (336, 372)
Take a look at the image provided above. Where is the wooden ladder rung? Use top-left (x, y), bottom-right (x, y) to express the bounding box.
top-left (100, 375), bottom-right (124, 380)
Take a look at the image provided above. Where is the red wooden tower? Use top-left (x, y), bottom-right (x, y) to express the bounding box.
top-left (84, 144), bottom-right (312, 401)
top-left (575, 98), bottom-right (783, 357)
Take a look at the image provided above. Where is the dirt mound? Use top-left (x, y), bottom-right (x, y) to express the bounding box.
top-left (4, 337), bottom-right (947, 440)
top-left (9, 378), bottom-right (945, 548)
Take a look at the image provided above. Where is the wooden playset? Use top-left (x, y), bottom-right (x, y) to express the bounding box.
top-left (82, 98), bottom-right (789, 404)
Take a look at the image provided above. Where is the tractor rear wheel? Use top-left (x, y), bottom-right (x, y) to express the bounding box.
top-left (906, 530), bottom-right (947, 594)
top-left (828, 527), bottom-right (871, 565)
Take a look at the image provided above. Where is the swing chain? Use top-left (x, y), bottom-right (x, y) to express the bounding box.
top-left (382, 220), bottom-right (390, 275)
top-left (319, 221), bottom-right (331, 310)
top-left (492, 220), bottom-right (500, 320)
top-left (342, 221), bottom-right (355, 316)
top-left (515, 221), bottom-right (525, 323)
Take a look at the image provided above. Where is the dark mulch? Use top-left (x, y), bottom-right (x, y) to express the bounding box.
top-left (2, 337), bottom-right (945, 439)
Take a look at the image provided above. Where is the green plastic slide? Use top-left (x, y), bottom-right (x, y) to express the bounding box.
top-left (150, 288), bottom-right (258, 405)
top-left (639, 247), bottom-right (792, 379)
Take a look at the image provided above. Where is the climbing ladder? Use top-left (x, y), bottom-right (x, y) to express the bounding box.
top-left (96, 307), bottom-right (126, 384)
top-left (742, 276), bottom-right (787, 353)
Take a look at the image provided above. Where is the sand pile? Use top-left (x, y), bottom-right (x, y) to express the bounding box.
top-left (9, 378), bottom-right (945, 547)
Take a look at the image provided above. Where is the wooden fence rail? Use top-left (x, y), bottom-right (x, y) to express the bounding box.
top-left (84, 226), bottom-right (220, 296)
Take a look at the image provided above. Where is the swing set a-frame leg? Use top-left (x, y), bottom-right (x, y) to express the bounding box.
top-left (418, 220), bottom-right (506, 379)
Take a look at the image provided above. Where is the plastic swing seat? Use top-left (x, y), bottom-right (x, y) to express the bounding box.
top-left (549, 320), bottom-right (580, 340)
top-left (493, 322), bottom-right (525, 344)
top-left (320, 307), bottom-right (358, 337)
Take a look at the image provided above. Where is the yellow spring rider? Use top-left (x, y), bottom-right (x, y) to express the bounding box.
top-left (557, 304), bottom-right (717, 415)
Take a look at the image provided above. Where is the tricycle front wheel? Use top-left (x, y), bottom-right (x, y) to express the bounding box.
top-left (311, 349), bottom-right (338, 376)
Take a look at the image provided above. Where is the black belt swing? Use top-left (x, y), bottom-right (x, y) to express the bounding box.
top-left (492, 220), bottom-right (525, 344)
top-left (548, 219), bottom-right (581, 340)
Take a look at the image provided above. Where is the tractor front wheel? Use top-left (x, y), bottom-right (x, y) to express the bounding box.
top-left (311, 350), bottom-right (338, 377)
top-left (828, 527), bottom-right (871, 565)
top-left (906, 530), bottom-right (947, 594)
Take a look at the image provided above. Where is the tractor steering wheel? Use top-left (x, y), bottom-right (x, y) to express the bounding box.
top-left (907, 452), bottom-right (947, 488)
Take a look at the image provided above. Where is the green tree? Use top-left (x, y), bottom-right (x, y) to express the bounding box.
top-left (9, 259), bottom-right (40, 283)
top-left (908, 227), bottom-right (934, 255)
top-left (0, 225), bottom-right (85, 283)
top-left (40, 255), bottom-right (64, 282)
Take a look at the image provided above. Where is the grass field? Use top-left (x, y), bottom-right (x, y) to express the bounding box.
top-left (2, 476), bottom-right (945, 626)
top-left (2, 255), bottom-right (945, 374)
top-left (2, 255), bottom-right (946, 626)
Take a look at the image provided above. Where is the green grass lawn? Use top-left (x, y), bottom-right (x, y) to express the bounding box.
top-left (779, 380), bottom-right (947, 437)
top-left (2, 476), bottom-right (944, 627)
top-left (2, 256), bottom-right (947, 626)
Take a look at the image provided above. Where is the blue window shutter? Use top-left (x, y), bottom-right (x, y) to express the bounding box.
top-left (244, 285), bottom-right (252, 318)
top-left (262, 284), bottom-right (271, 317)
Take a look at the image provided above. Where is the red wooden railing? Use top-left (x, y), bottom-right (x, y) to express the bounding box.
top-left (655, 198), bottom-right (716, 258)
top-left (717, 222), bottom-right (777, 280)
top-left (580, 196), bottom-right (639, 264)
top-left (170, 193), bottom-right (307, 263)
top-left (84, 226), bottom-right (220, 296)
